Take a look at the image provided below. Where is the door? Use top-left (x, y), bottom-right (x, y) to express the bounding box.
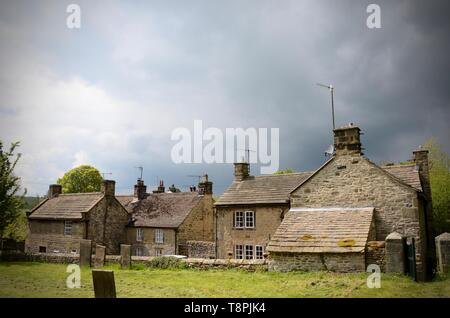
top-left (405, 237), bottom-right (417, 281)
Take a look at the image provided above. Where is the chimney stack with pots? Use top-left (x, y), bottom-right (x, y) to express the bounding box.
top-left (134, 179), bottom-right (147, 200)
top-left (198, 174), bottom-right (213, 195)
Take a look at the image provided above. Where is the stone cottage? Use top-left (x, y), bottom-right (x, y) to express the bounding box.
top-left (214, 164), bottom-right (312, 259)
top-left (266, 124), bottom-right (434, 281)
top-left (25, 180), bottom-right (130, 255)
top-left (117, 175), bottom-right (215, 258)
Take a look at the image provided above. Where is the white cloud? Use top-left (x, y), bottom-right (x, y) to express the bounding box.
top-left (0, 62), bottom-right (178, 194)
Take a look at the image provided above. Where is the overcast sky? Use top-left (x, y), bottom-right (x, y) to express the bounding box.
top-left (0, 0), bottom-right (449, 196)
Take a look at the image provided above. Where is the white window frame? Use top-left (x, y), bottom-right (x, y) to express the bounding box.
top-left (245, 245), bottom-right (254, 259)
top-left (235, 244), bottom-right (243, 259)
top-left (136, 228), bottom-right (144, 242)
top-left (135, 247), bottom-right (143, 256)
top-left (155, 229), bottom-right (164, 244)
top-left (155, 248), bottom-right (163, 257)
top-left (255, 245), bottom-right (264, 259)
top-left (245, 211), bottom-right (255, 228)
top-left (234, 211), bottom-right (244, 228)
top-left (64, 221), bottom-right (72, 236)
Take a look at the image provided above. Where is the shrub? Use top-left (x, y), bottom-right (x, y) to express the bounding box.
top-left (146, 256), bottom-right (187, 269)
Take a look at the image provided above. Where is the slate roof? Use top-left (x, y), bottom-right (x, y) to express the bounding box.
top-left (117, 192), bottom-right (203, 228)
top-left (381, 164), bottom-right (422, 191)
top-left (28, 193), bottom-right (104, 220)
top-left (116, 195), bottom-right (137, 212)
top-left (215, 172), bottom-right (313, 206)
top-left (266, 207), bottom-right (374, 253)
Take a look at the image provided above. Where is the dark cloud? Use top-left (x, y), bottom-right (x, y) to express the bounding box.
top-left (0, 0), bottom-right (448, 195)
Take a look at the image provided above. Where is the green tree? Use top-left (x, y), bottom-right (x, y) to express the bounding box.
top-left (57, 165), bottom-right (103, 194)
top-left (423, 138), bottom-right (450, 235)
top-left (0, 141), bottom-right (26, 238)
top-left (273, 168), bottom-right (296, 174)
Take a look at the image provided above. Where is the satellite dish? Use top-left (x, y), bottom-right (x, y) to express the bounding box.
top-left (324, 144), bottom-right (335, 156)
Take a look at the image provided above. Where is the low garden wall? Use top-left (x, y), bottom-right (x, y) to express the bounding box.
top-left (366, 241), bottom-right (386, 271)
top-left (268, 252), bottom-right (366, 272)
top-left (0, 251), bottom-right (268, 271)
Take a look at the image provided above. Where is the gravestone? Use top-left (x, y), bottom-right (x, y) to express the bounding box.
top-left (92, 270), bottom-right (117, 298)
top-left (435, 232), bottom-right (450, 273)
top-left (120, 244), bottom-right (131, 269)
top-left (94, 245), bottom-right (106, 268)
top-left (385, 232), bottom-right (405, 273)
top-left (79, 239), bottom-right (92, 267)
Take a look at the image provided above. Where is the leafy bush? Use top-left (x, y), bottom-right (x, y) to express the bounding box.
top-left (147, 256), bottom-right (187, 269)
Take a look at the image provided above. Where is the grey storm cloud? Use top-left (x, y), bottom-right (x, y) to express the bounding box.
top-left (0, 0), bottom-right (449, 195)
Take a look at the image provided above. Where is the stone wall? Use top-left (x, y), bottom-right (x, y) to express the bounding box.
top-left (102, 197), bottom-right (130, 255)
top-left (0, 251), bottom-right (268, 271)
top-left (0, 251), bottom-right (79, 264)
top-left (366, 241), bottom-right (386, 272)
top-left (185, 240), bottom-right (215, 258)
top-left (268, 252), bottom-right (366, 272)
top-left (290, 155), bottom-right (427, 279)
top-left (215, 204), bottom-right (288, 259)
top-left (178, 195), bottom-right (215, 243)
top-left (87, 197), bottom-right (130, 255)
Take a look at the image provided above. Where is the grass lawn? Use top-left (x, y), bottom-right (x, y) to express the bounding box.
top-left (0, 262), bottom-right (449, 298)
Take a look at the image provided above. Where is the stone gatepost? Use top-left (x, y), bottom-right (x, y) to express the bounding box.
top-left (435, 233), bottom-right (450, 273)
top-left (79, 239), bottom-right (92, 267)
top-left (385, 232), bottom-right (405, 273)
top-left (94, 245), bottom-right (106, 268)
top-left (120, 244), bottom-right (131, 269)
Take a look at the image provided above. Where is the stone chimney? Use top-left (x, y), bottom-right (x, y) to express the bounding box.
top-left (134, 179), bottom-right (147, 200)
top-left (48, 184), bottom-right (62, 198)
top-left (101, 180), bottom-right (115, 196)
top-left (198, 174), bottom-right (213, 195)
top-left (333, 123), bottom-right (362, 156)
top-left (234, 162), bottom-right (250, 181)
top-left (413, 147), bottom-right (436, 279)
top-left (413, 148), bottom-right (431, 200)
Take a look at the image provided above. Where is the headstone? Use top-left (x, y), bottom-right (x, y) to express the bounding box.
top-left (94, 245), bottom-right (106, 268)
top-left (435, 232), bottom-right (450, 273)
top-left (120, 244), bottom-right (131, 269)
top-left (92, 270), bottom-right (117, 298)
top-left (385, 232), bottom-right (405, 273)
top-left (79, 239), bottom-right (92, 267)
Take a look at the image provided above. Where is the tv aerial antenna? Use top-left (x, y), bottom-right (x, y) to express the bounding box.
top-left (317, 83), bottom-right (336, 156)
top-left (236, 147), bottom-right (256, 163)
top-left (317, 83), bottom-right (335, 130)
top-left (135, 166), bottom-right (143, 180)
